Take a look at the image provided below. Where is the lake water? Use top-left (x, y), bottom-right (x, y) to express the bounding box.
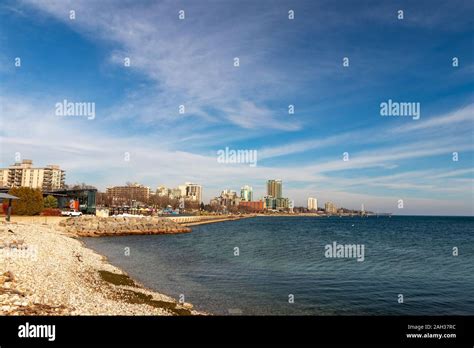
top-left (83, 216), bottom-right (474, 315)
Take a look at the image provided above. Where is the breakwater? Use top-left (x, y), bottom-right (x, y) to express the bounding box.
top-left (59, 216), bottom-right (191, 237)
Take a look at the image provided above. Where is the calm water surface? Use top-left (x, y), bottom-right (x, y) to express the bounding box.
top-left (83, 216), bottom-right (474, 315)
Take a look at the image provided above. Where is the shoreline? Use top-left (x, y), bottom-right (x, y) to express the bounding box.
top-left (0, 219), bottom-right (205, 315)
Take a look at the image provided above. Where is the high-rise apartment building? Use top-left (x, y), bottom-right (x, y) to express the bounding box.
top-left (240, 185), bottom-right (253, 201)
top-left (308, 197), bottom-right (318, 210)
top-left (267, 179), bottom-right (282, 198)
top-left (0, 160), bottom-right (65, 191)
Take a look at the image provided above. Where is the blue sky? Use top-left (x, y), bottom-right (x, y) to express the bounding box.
top-left (0, 0), bottom-right (473, 215)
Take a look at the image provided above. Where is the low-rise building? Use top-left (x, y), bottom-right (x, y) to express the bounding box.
top-left (239, 200), bottom-right (265, 212)
top-left (157, 182), bottom-right (202, 202)
top-left (106, 183), bottom-right (150, 205)
top-left (264, 195), bottom-right (290, 211)
top-left (325, 201), bottom-right (337, 214)
top-left (264, 196), bottom-right (276, 210)
top-left (211, 189), bottom-right (241, 207)
top-left (184, 182), bottom-right (202, 203)
top-left (276, 197), bottom-right (290, 210)
top-left (169, 188), bottom-right (182, 199)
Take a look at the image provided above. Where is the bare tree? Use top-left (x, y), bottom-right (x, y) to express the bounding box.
top-left (71, 182), bottom-right (97, 190)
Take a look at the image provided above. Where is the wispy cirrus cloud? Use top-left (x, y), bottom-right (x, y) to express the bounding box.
top-left (259, 103), bottom-right (474, 161)
top-left (393, 103), bottom-right (474, 133)
top-left (17, 0), bottom-right (302, 131)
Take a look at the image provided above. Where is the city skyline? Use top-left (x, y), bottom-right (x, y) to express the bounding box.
top-left (1, 0), bottom-right (473, 215)
top-left (0, 159), bottom-right (436, 214)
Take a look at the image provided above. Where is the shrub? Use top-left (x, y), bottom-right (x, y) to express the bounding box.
top-left (43, 195), bottom-right (58, 209)
top-left (6, 187), bottom-right (44, 216)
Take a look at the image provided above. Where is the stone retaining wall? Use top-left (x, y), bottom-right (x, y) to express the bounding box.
top-left (164, 216), bottom-right (203, 223)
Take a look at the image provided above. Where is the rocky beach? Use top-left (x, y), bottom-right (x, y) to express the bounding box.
top-left (0, 217), bottom-right (202, 316)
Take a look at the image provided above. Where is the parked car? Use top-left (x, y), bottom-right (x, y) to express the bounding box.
top-left (61, 210), bottom-right (83, 217)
